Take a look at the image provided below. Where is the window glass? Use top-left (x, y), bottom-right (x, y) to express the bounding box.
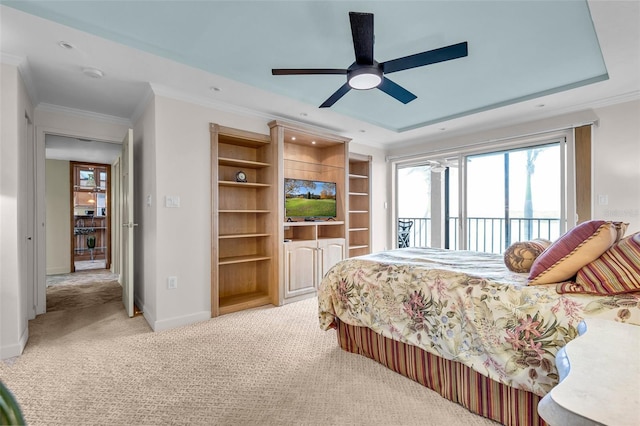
top-left (79, 170), bottom-right (95, 187)
top-left (397, 164), bottom-right (432, 247)
top-left (395, 137), bottom-right (567, 253)
top-left (465, 143), bottom-right (561, 253)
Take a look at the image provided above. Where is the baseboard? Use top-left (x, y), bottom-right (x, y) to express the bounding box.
top-left (151, 310), bottom-right (211, 332)
top-left (0, 325), bottom-right (28, 360)
top-left (46, 266), bottom-right (71, 275)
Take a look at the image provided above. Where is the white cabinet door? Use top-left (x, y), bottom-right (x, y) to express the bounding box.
top-left (318, 238), bottom-right (345, 278)
top-left (284, 241), bottom-right (318, 299)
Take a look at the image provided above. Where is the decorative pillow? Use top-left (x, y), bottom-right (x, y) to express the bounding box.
top-left (557, 232), bottom-right (640, 294)
top-left (503, 239), bottom-right (551, 273)
top-left (528, 220), bottom-right (619, 285)
top-left (613, 222), bottom-right (630, 241)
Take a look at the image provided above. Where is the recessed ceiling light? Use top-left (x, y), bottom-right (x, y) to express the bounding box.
top-left (439, 127), bottom-right (446, 131)
top-left (210, 86), bottom-right (221, 92)
top-left (359, 129), bottom-right (366, 133)
top-left (291, 136), bottom-right (296, 141)
top-left (83, 68), bottom-right (104, 79)
top-left (536, 104), bottom-right (545, 108)
top-left (58, 41), bottom-right (75, 50)
top-left (300, 112), bottom-right (308, 117)
top-left (311, 141), bottom-right (316, 145)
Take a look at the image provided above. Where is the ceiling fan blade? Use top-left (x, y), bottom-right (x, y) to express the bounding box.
top-left (319, 83), bottom-right (352, 108)
top-left (377, 77), bottom-right (417, 104)
top-left (349, 12), bottom-right (374, 65)
top-left (272, 68), bottom-right (347, 75)
top-left (381, 41), bottom-right (468, 74)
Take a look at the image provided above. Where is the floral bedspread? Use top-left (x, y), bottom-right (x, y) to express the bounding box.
top-left (318, 248), bottom-right (640, 396)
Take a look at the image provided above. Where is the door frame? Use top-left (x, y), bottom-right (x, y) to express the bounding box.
top-left (34, 125), bottom-right (124, 315)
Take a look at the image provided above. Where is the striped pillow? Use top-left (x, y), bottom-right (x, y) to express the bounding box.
top-left (528, 220), bottom-right (619, 285)
top-left (558, 232), bottom-right (640, 295)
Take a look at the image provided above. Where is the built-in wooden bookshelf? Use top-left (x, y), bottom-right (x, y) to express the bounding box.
top-left (268, 120), bottom-right (350, 304)
top-left (348, 154), bottom-right (372, 257)
top-left (210, 124), bottom-right (278, 316)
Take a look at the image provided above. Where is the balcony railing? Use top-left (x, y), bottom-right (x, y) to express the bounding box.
top-left (398, 217), bottom-right (561, 254)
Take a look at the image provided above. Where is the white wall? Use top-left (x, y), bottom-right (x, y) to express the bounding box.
top-left (133, 92), bottom-right (157, 327)
top-left (0, 63), bottom-right (33, 358)
top-left (142, 94), bottom-right (271, 331)
top-left (45, 159), bottom-right (71, 274)
top-left (387, 100), bottom-right (640, 234)
top-left (592, 100), bottom-right (640, 233)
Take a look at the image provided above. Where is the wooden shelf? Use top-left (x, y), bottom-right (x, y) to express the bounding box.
top-left (349, 244), bottom-right (369, 250)
top-left (218, 157), bottom-right (270, 168)
top-left (219, 291), bottom-right (272, 315)
top-left (219, 209), bottom-right (271, 213)
top-left (349, 173), bottom-right (368, 179)
top-left (218, 180), bottom-right (271, 188)
top-left (284, 221), bottom-right (344, 226)
top-left (349, 192), bottom-right (368, 196)
top-left (218, 254), bottom-right (271, 265)
top-left (219, 233), bottom-right (271, 239)
top-left (349, 228), bottom-right (369, 232)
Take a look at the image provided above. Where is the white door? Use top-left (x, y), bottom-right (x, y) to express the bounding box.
top-left (120, 129), bottom-right (135, 317)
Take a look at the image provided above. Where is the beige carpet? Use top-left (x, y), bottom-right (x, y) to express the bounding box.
top-left (1, 298), bottom-right (498, 426)
top-left (47, 269), bottom-right (119, 287)
top-left (46, 281), bottom-right (122, 312)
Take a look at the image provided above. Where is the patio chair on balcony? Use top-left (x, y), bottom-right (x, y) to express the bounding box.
top-left (398, 220), bottom-right (413, 248)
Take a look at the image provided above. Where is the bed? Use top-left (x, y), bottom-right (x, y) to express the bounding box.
top-left (318, 239), bottom-right (640, 425)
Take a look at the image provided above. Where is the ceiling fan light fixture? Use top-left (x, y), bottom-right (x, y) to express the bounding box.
top-left (348, 66), bottom-right (382, 90)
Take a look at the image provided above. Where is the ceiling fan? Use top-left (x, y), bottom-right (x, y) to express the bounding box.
top-left (272, 12), bottom-right (468, 108)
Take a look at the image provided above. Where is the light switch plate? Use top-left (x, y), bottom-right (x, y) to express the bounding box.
top-left (165, 195), bottom-right (180, 208)
top-left (598, 194), bottom-right (608, 205)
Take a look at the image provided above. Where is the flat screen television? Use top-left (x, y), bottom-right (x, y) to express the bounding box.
top-left (285, 178), bottom-right (337, 220)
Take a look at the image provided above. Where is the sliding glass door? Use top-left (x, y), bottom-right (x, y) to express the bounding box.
top-left (464, 143), bottom-right (562, 253)
top-left (396, 132), bottom-right (571, 252)
top-left (397, 164), bottom-right (432, 248)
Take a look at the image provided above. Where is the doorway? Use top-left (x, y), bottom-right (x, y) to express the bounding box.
top-left (44, 135), bottom-right (123, 313)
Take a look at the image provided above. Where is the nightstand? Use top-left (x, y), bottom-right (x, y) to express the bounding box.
top-left (538, 319), bottom-right (640, 426)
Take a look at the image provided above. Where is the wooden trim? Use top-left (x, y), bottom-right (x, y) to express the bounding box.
top-left (69, 162), bottom-right (75, 272)
top-left (70, 161), bottom-right (111, 271)
top-left (210, 126), bottom-right (220, 317)
top-left (574, 125), bottom-right (592, 223)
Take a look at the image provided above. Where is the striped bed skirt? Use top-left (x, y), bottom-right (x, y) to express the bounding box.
top-left (336, 319), bottom-right (547, 426)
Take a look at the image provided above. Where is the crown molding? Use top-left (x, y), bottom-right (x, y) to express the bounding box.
top-left (149, 83), bottom-right (279, 123)
top-left (36, 103), bottom-right (132, 127)
top-left (147, 83), bottom-right (352, 140)
top-left (130, 84), bottom-right (154, 125)
top-left (1, 52), bottom-right (24, 66)
top-left (1, 53), bottom-right (39, 106)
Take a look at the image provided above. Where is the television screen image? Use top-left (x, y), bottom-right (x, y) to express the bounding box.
top-left (285, 178), bottom-right (337, 219)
